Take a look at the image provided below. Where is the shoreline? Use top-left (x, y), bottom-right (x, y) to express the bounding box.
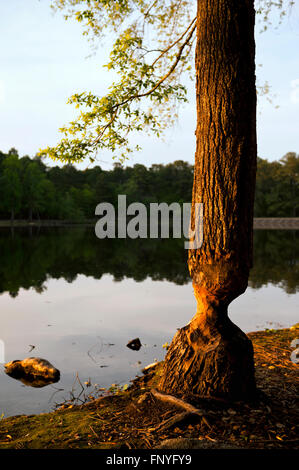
top-left (0, 218), bottom-right (299, 229)
top-left (0, 220), bottom-right (94, 227)
top-left (0, 324), bottom-right (298, 449)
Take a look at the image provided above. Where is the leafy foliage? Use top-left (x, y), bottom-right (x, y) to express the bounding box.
top-left (255, 0), bottom-right (295, 31)
top-left (0, 152), bottom-right (22, 221)
top-left (0, 148), bottom-right (194, 220)
top-left (40, 0), bottom-right (196, 163)
top-left (0, 148), bottom-right (298, 221)
top-left (38, 0), bottom-right (295, 164)
top-left (255, 152), bottom-right (299, 217)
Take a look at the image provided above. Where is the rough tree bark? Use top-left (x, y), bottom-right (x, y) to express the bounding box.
top-left (159, 0), bottom-right (257, 401)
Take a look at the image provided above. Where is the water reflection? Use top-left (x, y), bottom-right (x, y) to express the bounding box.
top-left (251, 230), bottom-right (299, 294)
top-left (0, 227), bottom-right (298, 417)
top-left (0, 227), bottom-right (298, 297)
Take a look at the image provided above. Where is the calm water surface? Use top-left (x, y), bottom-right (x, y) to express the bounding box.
top-left (0, 227), bottom-right (298, 416)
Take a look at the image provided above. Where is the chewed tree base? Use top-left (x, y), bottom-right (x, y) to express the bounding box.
top-left (158, 316), bottom-right (257, 402)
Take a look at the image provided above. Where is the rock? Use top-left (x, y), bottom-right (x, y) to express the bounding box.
top-left (4, 357), bottom-right (60, 388)
top-left (126, 338), bottom-right (142, 351)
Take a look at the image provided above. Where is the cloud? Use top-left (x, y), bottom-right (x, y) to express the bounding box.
top-left (290, 79), bottom-right (299, 104)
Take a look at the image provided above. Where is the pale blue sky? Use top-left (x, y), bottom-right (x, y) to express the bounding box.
top-left (0, 0), bottom-right (298, 170)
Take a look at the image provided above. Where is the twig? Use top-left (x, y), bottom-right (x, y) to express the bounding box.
top-left (48, 385), bottom-right (64, 403)
top-left (114, 22), bottom-right (197, 106)
top-left (87, 337), bottom-right (104, 364)
top-left (89, 425), bottom-right (100, 438)
top-left (151, 17), bottom-right (196, 67)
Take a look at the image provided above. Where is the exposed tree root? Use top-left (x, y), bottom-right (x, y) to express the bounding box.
top-left (150, 388), bottom-right (211, 432)
top-left (151, 388), bottom-right (204, 415)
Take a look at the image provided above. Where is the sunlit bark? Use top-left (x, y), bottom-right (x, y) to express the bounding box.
top-left (160, 0), bottom-right (257, 401)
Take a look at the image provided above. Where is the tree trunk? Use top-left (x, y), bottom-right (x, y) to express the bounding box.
top-left (10, 208), bottom-right (15, 224)
top-left (159, 0), bottom-right (257, 401)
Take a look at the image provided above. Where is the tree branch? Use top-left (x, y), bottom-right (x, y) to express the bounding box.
top-left (151, 17), bottom-right (196, 68)
top-left (91, 20), bottom-right (196, 146)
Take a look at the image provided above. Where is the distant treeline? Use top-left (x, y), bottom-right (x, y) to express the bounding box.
top-left (0, 148), bottom-right (298, 221)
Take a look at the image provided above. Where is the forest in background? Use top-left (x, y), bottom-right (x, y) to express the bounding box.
top-left (0, 148), bottom-right (298, 221)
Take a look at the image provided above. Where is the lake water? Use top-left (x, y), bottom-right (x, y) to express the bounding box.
top-left (0, 227), bottom-right (298, 417)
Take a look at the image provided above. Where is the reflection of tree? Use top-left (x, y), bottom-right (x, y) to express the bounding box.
top-left (0, 228), bottom-right (298, 297)
top-left (0, 228), bottom-right (189, 297)
top-left (250, 230), bottom-right (299, 294)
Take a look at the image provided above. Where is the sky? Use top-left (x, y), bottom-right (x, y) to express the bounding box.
top-left (0, 0), bottom-right (299, 170)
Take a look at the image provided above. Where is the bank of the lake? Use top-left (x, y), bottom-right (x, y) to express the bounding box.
top-left (0, 324), bottom-right (298, 450)
top-left (1, 218), bottom-right (299, 229)
top-left (0, 220), bottom-right (94, 227)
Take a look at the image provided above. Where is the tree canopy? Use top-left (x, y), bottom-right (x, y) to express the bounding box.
top-left (38, 0), bottom-right (295, 164)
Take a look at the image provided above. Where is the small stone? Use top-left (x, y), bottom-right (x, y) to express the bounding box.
top-left (127, 338), bottom-right (142, 351)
